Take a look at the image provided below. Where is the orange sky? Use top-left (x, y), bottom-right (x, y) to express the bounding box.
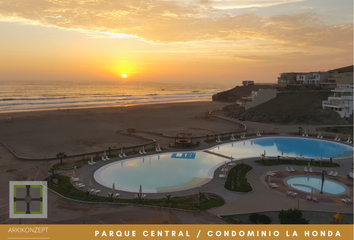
top-left (0, 0), bottom-right (352, 83)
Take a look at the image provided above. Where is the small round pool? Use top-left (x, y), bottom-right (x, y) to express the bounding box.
top-left (286, 176), bottom-right (346, 194)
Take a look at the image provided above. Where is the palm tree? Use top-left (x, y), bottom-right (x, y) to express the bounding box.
top-left (56, 152), bottom-right (67, 165)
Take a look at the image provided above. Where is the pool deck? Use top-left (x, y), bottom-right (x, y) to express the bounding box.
top-left (70, 136), bottom-right (353, 218)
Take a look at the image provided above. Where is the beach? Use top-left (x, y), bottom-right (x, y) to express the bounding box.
top-left (0, 101), bottom-right (236, 159)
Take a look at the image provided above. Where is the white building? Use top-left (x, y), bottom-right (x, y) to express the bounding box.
top-left (236, 89), bottom-right (276, 110)
top-left (322, 84), bottom-right (353, 118)
top-left (242, 81), bottom-right (254, 86)
top-left (296, 72), bottom-right (329, 84)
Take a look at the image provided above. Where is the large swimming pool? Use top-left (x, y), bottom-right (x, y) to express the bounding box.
top-left (287, 176), bottom-right (346, 194)
top-left (94, 137), bottom-right (353, 193)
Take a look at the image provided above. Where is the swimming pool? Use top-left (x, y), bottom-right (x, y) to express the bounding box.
top-left (94, 137), bottom-right (353, 193)
top-left (94, 152), bottom-right (227, 193)
top-left (286, 176), bottom-right (346, 194)
top-left (210, 137), bottom-right (353, 159)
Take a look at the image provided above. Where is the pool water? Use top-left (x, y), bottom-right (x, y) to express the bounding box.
top-left (94, 137), bottom-right (353, 193)
top-left (210, 137), bottom-right (353, 159)
top-left (286, 176), bottom-right (346, 194)
top-left (94, 152), bottom-right (227, 193)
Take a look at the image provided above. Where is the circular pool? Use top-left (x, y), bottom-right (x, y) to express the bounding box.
top-left (286, 176), bottom-right (346, 194)
top-left (94, 137), bottom-right (353, 193)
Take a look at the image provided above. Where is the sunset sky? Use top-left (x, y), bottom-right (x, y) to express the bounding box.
top-left (0, 0), bottom-right (352, 83)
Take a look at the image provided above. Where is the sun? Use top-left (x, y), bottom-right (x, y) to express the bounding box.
top-left (122, 74), bottom-right (127, 78)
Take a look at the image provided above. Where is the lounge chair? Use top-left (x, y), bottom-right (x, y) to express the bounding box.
top-left (290, 167), bottom-right (295, 172)
top-left (337, 138), bottom-right (341, 141)
top-left (142, 148), bottom-right (147, 154)
top-left (89, 189), bottom-right (96, 194)
top-left (347, 172), bottom-right (353, 179)
top-left (328, 171), bottom-right (333, 176)
top-left (341, 198), bottom-right (348, 203)
top-left (286, 167), bottom-right (291, 172)
top-left (306, 195), bottom-right (312, 200)
top-left (267, 171), bottom-right (275, 176)
top-left (291, 192), bottom-right (297, 197)
top-left (101, 156), bottom-right (106, 161)
top-left (312, 196), bottom-right (318, 202)
top-left (302, 134), bottom-right (305, 137)
top-left (139, 150), bottom-right (143, 154)
top-left (219, 174), bottom-right (227, 178)
top-left (320, 136), bottom-right (323, 138)
top-left (286, 190), bottom-right (293, 196)
top-left (88, 161), bottom-right (95, 166)
top-left (105, 156), bottom-right (110, 160)
top-left (317, 135), bottom-right (320, 138)
top-left (309, 168), bottom-right (313, 173)
top-left (269, 183), bottom-right (278, 188)
top-left (142, 194), bottom-right (147, 199)
top-left (304, 167), bottom-right (308, 172)
top-left (332, 172), bottom-right (338, 177)
top-left (77, 183), bottom-right (85, 188)
top-left (71, 177), bottom-right (79, 182)
top-left (306, 134), bottom-right (308, 137)
top-left (114, 193), bottom-right (120, 198)
top-left (94, 190), bottom-right (101, 194)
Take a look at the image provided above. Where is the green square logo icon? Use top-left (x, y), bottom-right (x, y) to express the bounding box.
top-left (9, 181), bottom-right (47, 218)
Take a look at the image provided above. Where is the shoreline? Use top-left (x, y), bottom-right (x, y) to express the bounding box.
top-left (0, 99), bottom-right (216, 116)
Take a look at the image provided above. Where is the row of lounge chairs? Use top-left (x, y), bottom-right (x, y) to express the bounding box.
top-left (267, 170), bottom-right (276, 176)
top-left (306, 195), bottom-right (318, 202)
top-left (88, 188), bottom-right (101, 194)
top-left (135, 194), bottom-right (146, 199)
top-left (108, 192), bottom-right (120, 198)
top-left (102, 156), bottom-right (110, 161)
top-left (286, 167), bottom-right (295, 172)
top-left (269, 183), bottom-right (278, 188)
top-left (286, 190), bottom-right (297, 197)
top-left (75, 182), bottom-right (85, 188)
top-left (341, 198), bottom-right (353, 204)
top-left (327, 171), bottom-right (338, 177)
top-left (88, 159), bottom-right (96, 166)
top-left (304, 167), bottom-right (313, 173)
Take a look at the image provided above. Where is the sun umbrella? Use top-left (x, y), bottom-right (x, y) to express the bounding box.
top-left (104, 151), bottom-right (106, 157)
top-left (91, 155), bottom-right (93, 162)
top-left (139, 185), bottom-right (142, 197)
top-left (89, 178), bottom-right (92, 187)
top-left (268, 175), bottom-right (271, 183)
top-left (223, 161), bottom-right (227, 173)
top-left (311, 187), bottom-right (313, 199)
top-left (308, 162), bottom-right (310, 168)
top-left (282, 150), bottom-right (283, 156)
top-left (333, 213), bottom-right (343, 220)
top-left (264, 150), bottom-right (266, 156)
top-left (112, 183), bottom-right (115, 192)
top-left (300, 151), bottom-right (302, 156)
top-left (121, 148), bottom-right (123, 154)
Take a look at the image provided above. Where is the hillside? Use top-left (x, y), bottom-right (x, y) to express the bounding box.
top-left (212, 85), bottom-right (273, 102)
top-left (222, 91), bottom-right (349, 125)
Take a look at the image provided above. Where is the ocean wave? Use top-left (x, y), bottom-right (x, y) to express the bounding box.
top-left (0, 97), bottom-right (66, 101)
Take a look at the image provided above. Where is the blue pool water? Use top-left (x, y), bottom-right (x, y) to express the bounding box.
top-left (210, 137), bottom-right (353, 159)
top-left (287, 176), bottom-right (346, 194)
top-left (94, 137), bottom-right (353, 193)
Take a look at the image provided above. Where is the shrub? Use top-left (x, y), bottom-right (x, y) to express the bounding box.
top-left (278, 208), bottom-right (309, 224)
top-left (249, 213), bottom-right (259, 224)
top-left (258, 214), bottom-right (271, 224)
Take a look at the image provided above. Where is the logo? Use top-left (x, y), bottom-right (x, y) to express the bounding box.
top-left (9, 181), bottom-right (48, 218)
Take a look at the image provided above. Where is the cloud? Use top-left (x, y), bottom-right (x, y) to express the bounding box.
top-left (0, 0), bottom-right (351, 51)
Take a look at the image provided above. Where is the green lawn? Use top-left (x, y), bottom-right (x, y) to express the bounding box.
top-left (255, 159), bottom-right (340, 167)
top-left (224, 164), bottom-right (253, 192)
top-left (48, 175), bottom-right (224, 211)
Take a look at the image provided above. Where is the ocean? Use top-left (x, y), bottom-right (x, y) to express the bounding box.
top-left (0, 80), bottom-right (235, 112)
